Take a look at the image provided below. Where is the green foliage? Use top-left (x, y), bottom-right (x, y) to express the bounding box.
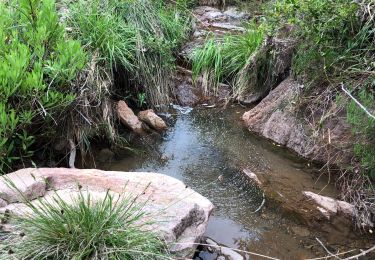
top-left (175, 0), bottom-right (198, 10)
top-left (192, 38), bottom-right (223, 91)
top-left (137, 92), bottom-right (147, 107)
top-left (121, 0), bottom-right (192, 106)
top-left (68, 0), bottom-right (136, 70)
top-left (192, 24), bottom-right (264, 93)
top-left (265, 0), bottom-right (371, 81)
top-left (347, 86), bottom-right (375, 178)
top-left (0, 0), bottom-right (86, 172)
top-left (0, 189), bottom-right (170, 259)
top-left (265, 0), bottom-right (375, 176)
top-left (67, 0), bottom-right (191, 107)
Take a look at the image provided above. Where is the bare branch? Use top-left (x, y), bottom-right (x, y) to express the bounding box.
top-left (341, 245), bottom-right (375, 260)
top-left (341, 84), bottom-right (375, 120)
top-left (315, 238), bottom-right (342, 259)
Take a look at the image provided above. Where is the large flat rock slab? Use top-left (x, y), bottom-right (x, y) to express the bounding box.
top-left (0, 168), bottom-right (214, 258)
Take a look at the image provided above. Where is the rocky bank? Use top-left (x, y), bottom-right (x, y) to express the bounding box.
top-left (242, 76), bottom-right (353, 166)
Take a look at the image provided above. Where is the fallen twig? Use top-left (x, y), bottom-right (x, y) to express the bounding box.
top-left (252, 192), bottom-right (266, 213)
top-left (306, 249), bottom-right (356, 260)
top-left (310, 238), bottom-right (375, 260)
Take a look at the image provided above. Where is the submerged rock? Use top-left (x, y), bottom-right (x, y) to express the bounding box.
top-left (291, 226), bottom-right (311, 237)
top-left (97, 148), bottom-right (115, 163)
top-left (0, 168), bottom-right (214, 258)
top-left (200, 237), bottom-right (245, 260)
top-left (241, 168), bottom-right (262, 187)
top-left (138, 109), bottom-right (168, 132)
top-left (116, 100), bottom-right (144, 134)
top-left (303, 191), bottom-right (357, 221)
top-left (175, 82), bottom-right (200, 106)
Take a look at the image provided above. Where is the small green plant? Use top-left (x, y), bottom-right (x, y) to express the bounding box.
top-left (0, 189), bottom-right (170, 259)
top-left (0, 0), bottom-right (86, 172)
top-left (137, 92), bottom-right (147, 107)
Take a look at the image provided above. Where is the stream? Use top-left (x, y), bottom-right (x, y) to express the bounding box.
top-left (99, 105), bottom-right (371, 259)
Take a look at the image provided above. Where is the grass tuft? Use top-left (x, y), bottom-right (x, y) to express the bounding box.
top-left (0, 189), bottom-right (170, 259)
top-left (191, 23), bottom-right (264, 95)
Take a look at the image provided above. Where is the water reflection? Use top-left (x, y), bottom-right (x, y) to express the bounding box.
top-left (102, 106), bottom-right (342, 258)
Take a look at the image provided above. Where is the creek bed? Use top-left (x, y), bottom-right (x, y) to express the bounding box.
top-left (99, 105), bottom-right (372, 259)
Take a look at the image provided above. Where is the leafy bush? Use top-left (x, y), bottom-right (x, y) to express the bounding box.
top-left (265, 0), bottom-right (371, 82)
top-left (1, 189), bottom-right (169, 259)
top-left (0, 0), bottom-right (86, 172)
top-left (192, 24), bottom-right (264, 93)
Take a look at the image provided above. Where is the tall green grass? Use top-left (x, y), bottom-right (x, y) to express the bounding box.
top-left (67, 0), bottom-right (191, 107)
top-left (192, 24), bottom-right (264, 94)
top-left (68, 0), bottom-right (136, 71)
top-left (0, 189), bottom-right (170, 259)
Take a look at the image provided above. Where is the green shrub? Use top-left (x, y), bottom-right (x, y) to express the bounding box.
top-left (0, 189), bottom-right (170, 259)
top-left (0, 0), bottom-right (86, 172)
top-left (265, 0), bottom-right (369, 81)
top-left (192, 38), bottom-right (223, 92)
top-left (192, 24), bottom-right (264, 93)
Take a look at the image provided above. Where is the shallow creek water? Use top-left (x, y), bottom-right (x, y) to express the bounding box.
top-left (99, 105), bottom-right (371, 259)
